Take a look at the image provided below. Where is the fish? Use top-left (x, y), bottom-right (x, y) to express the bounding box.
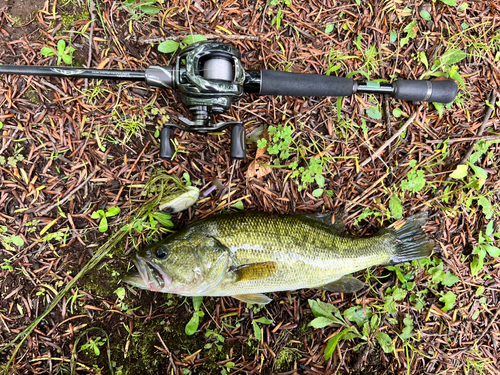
top-left (122, 211), bottom-right (433, 305)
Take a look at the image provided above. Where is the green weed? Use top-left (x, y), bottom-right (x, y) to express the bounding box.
top-left (80, 336), bottom-right (106, 356)
top-left (470, 221), bottom-right (500, 277)
top-left (185, 297), bottom-right (204, 335)
top-left (158, 35), bottom-right (208, 55)
top-left (91, 207), bottom-right (121, 233)
top-left (0, 226), bottom-right (24, 251)
top-left (41, 39), bottom-right (76, 65)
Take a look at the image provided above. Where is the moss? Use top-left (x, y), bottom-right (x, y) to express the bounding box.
top-left (24, 88), bottom-right (39, 104)
top-left (276, 348), bottom-right (301, 372)
top-left (60, 11), bottom-right (90, 30)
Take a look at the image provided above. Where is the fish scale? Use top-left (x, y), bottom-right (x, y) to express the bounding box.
top-left (125, 211), bottom-right (433, 304)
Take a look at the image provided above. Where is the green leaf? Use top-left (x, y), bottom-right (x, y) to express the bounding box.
top-left (151, 212), bottom-right (174, 227)
top-left (57, 40), bottom-right (66, 54)
top-left (468, 163), bottom-right (487, 179)
top-left (458, 3), bottom-right (468, 11)
top-left (440, 49), bottom-right (466, 66)
top-left (344, 306), bottom-right (370, 328)
top-left (254, 317), bottom-right (273, 324)
top-left (486, 221), bottom-right (494, 237)
top-left (158, 40), bottom-right (180, 54)
top-left (392, 287), bottom-right (407, 301)
top-left (182, 35), bottom-right (207, 45)
top-left (91, 210), bottom-right (102, 219)
top-left (231, 201), bottom-right (244, 210)
top-left (114, 287), bottom-right (126, 300)
top-left (376, 332), bottom-right (393, 353)
top-left (366, 106), bottom-right (382, 120)
top-left (400, 170), bottom-right (426, 193)
top-left (440, 0), bottom-right (457, 6)
top-left (486, 245), bottom-right (500, 257)
top-left (433, 102), bottom-right (444, 118)
top-left (185, 312), bottom-right (200, 335)
top-left (420, 10), bottom-right (432, 21)
top-left (470, 255), bottom-right (483, 276)
top-left (389, 195), bottom-right (403, 220)
top-left (309, 316), bottom-right (335, 329)
top-left (252, 320), bottom-right (262, 341)
top-left (478, 197), bottom-right (493, 219)
top-left (98, 216), bottom-right (108, 232)
top-left (106, 206), bottom-right (120, 217)
top-left (400, 315), bottom-right (414, 340)
top-left (315, 174), bottom-right (325, 187)
top-left (11, 235), bottom-right (25, 247)
top-left (439, 291), bottom-right (456, 311)
top-left (140, 5), bottom-right (161, 14)
top-left (41, 47), bottom-right (56, 57)
top-left (193, 296), bottom-right (203, 311)
top-left (449, 164), bottom-right (468, 179)
top-left (325, 24), bottom-right (334, 33)
top-left (308, 299), bottom-right (337, 318)
top-left (324, 328), bottom-right (351, 360)
top-left (312, 188), bottom-right (324, 198)
top-left (62, 54), bottom-right (72, 65)
top-left (442, 272), bottom-right (459, 287)
top-left (392, 108), bottom-right (402, 118)
top-left (390, 31), bottom-right (398, 44)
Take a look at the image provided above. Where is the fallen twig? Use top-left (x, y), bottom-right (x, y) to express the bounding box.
top-left (138, 34), bottom-right (260, 45)
top-left (459, 91), bottom-right (498, 165)
top-left (39, 168), bottom-right (100, 216)
top-left (360, 106), bottom-right (422, 168)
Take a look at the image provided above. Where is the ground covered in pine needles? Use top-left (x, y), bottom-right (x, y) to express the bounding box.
top-left (1, 0), bottom-right (499, 374)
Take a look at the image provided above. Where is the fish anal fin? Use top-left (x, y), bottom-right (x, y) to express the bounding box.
top-left (231, 262), bottom-right (278, 282)
top-left (233, 293), bottom-right (272, 305)
top-left (322, 276), bottom-right (365, 293)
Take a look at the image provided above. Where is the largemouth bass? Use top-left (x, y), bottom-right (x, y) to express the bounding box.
top-left (123, 212), bottom-right (433, 304)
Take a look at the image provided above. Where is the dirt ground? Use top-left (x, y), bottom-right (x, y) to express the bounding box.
top-left (1, 0), bottom-right (500, 374)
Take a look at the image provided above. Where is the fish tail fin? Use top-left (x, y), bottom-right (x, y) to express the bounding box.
top-left (384, 212), bottom-right (434, 264)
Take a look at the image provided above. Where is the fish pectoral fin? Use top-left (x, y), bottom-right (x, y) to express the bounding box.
top-left (233, 293), bottom-right (272, 305)
top-left (231, 262), bottom-right (278, 282)
top-left (322, 276), bottom-right (365, 293)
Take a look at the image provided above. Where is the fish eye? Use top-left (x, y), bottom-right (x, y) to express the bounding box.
top-left (156, 249), bottom-right (167, 259)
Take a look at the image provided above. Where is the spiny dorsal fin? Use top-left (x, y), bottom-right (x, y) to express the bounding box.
top-left (231, 262), bottom-right (278, 282)
top-left (321, 276), bottom-right (365, 293)
top-left (233, 293), bottom-right (272, 305)
top-left (301, 211), bottom-right (345, 233)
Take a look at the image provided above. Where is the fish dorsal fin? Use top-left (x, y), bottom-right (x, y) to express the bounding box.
top-left (231, 262), bottom-right (278, 282)
top-left (322, 276), bottom-right (364, 293)
top-left (233, 293), bottom-right (272, 305)
top-left (302, 211), bottom-right (345, 233)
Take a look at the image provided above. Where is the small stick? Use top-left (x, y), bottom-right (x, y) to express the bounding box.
top-left (426, 134), bottom-right (500, 144)
top-left (114, 141), bottom-right (150, 202)
top-left (85, 0), bottom-right (97, 91)
top-left (138, 34), bottom-right (260, 45)
top-left (459, 91), bottom-right (498, 165)
top-left (39, 168), bottom-right (100, 216)
top-left (360, 106), bottom-right (422, 168)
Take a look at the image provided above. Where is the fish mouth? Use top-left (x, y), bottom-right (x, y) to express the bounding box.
top-left (122, 253), bottom-right (172, 292)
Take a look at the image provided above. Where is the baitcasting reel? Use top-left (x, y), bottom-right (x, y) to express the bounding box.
top-left (0, 41), bottom-right (458, 160)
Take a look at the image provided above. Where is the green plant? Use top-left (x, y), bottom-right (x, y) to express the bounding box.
top-left (204, 328), bottom-right (225, 351)
top-left (123, 0), bottom-right (162, 16)
top-left (185, 297), bottom-right (204, 335)
top-left (252, 317), bottom-right (273, 341)
top-left (470, 221), bottom-right (500, 277)
top-left (308, 300), bottom-right (395, 359)
top-left (41, 39), bottom-right (76, 65)
top-left (401, 160), bottom-right (426, 194)
top-left (158, 35), bottom-right (208, 55)
top-left (400, 20), bottom-right (418, 47)
top-left (0, 226), bottom-right (24, 251)
top-left (449, 140), bottom-right (498, 219)
top-left (267, 0), bottom-right (291, 30)
top-left (91, 206), bottom-right (120, 232)
top-left (80, 336), bottom-right (106, 356)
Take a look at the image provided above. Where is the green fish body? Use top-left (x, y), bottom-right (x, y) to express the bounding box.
top-left (124, 212), bottom-right (433, 304)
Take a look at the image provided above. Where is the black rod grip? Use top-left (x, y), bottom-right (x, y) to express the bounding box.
top-left (160, 127), bottom-right (175, 160)
top-left (393, 80), bottom-right (458, 103)
top-left (260, 70), bottom-right (355, 97)
top-left (230, 124), bottom-right (246, 160)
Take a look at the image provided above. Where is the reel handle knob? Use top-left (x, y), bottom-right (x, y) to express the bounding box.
top-left (160, 126), bottom-right (175, 160)
top-left (230, 123), bottom-right (246, 160)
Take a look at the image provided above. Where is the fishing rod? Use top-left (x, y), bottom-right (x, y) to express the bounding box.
top-left (0, 41), bottom-right (458, 160)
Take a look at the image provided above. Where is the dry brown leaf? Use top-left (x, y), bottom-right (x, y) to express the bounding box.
top-left (256, 165), bottom-right (273, 179)
top-left (246, 159), bottom-right (258, 179)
